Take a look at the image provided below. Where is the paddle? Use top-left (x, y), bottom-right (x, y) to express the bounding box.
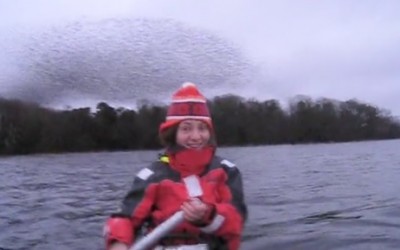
top-left (129, 211), bottom-right (185, 250)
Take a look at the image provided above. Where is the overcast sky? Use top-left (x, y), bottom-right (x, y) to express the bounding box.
top-left (0, 0), bottom-right (399, 115)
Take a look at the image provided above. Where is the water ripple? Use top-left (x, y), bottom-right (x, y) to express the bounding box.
top-left (1, 140), bottom-right (400, 249)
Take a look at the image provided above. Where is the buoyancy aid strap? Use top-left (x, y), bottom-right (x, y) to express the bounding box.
top-left (182, 175), bottom-right (203, 197)
top-left (182, 175), bottom-right (225, 234)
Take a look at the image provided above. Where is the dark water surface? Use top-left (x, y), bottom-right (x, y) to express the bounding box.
top-left (1, 140), bottom-right (400, 249)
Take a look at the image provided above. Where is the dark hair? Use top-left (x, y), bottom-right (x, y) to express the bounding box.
top-left (159, 125), bottom-right (178, 147)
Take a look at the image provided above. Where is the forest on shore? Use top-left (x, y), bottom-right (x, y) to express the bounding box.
top-left (1, 95), bottom-right (399, 155)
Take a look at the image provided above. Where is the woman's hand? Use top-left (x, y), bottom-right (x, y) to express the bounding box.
top-left (181, 198), bottom-right (210, 223)
top-left (109, 242), bottom-right (128, 250)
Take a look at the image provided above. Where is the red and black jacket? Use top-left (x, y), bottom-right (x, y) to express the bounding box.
top-left (104, 154), bottom-right (247, 250)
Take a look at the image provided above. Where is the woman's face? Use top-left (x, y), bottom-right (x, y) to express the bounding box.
top-left (176, 120), bottom-right (211, 149)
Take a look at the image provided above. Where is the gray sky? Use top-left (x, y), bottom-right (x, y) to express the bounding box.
top-left (0, 0), bottom-right (399, 115)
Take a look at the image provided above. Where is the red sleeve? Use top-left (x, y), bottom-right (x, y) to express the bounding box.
top-left (104, 215), bottom-right (133, 248)
top-left (200, 165), bottom-right (247, 250)
top-left (104, 167), bottom-right (158, 248)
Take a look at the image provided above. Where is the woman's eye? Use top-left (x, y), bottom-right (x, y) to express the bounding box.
top-left (182, 126), bottom-right (191, 132)
top-left (198, 125), bottom-right (207, 131)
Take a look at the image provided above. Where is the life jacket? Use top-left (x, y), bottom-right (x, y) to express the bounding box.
top-left (105, 153), bottom-right (247, 250)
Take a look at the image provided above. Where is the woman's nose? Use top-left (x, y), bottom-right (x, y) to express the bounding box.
top-left (190, 130), bottom-right (201, 140)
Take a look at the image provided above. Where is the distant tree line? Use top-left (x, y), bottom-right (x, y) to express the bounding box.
top-left (1, 95), bottom-right (399, 155)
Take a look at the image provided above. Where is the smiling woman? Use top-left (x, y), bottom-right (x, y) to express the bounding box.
top-left (103, 82), bottom-right (248, 250)
top-left (176, 120), bottom-right (211, 149)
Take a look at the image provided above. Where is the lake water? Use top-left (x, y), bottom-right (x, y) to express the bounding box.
top-left (1, 139), bottom-right (400, 249)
